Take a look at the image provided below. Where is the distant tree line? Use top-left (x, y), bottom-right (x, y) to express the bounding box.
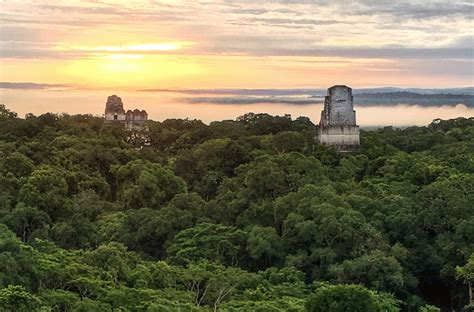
top-left (354, 92), bottom-right (474, 107)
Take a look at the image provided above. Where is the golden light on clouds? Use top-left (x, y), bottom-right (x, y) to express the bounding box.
top-left (0, 0), bottom-right (472, 88)
top-left (106, 54), bottom-right (144, 59)
top-left (92, 42), bottom-right (195, 53)
top-left (59, 55), bottom-right (202, 87)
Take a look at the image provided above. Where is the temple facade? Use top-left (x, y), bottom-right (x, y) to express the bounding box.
top-left (104, 95), bottom-right (148, 131)
top-left (316, 85), bottom-right (360, 151)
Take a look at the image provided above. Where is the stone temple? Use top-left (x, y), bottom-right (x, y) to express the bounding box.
top-left (316, 85), bottom-right (360, 151)
top-left (104, 95), bottom-right (148, 131)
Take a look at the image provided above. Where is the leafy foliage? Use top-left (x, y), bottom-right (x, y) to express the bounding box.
top-left (0, 108), bottom-right (473, 310)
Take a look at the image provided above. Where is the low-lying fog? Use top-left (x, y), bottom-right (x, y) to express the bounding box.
top-left (1, 89), bottom-right (473, 127)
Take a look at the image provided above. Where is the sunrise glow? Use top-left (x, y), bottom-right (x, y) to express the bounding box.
top-left (1, 0), bottom-right (472, 89)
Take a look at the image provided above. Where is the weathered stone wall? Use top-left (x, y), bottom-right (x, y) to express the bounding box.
top-left (105, 112), bottom-right (126, 122)
top-left (104, 95), bottom-right (126, 123)
top-left (316, 85), bottom-right (360, 151)
top-left (320, 86), bottom-right (356, 126)
top-left (125, 109), bottom-right (148, 130)
top-left (103, 95), bottom-right (148, 131)
top-left (317, 125), bottom-right (360, 149)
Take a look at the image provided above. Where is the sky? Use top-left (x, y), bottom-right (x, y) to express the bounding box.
top-left (1, 0), bottom-right (473, 89)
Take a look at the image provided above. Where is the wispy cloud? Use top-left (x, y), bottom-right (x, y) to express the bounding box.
top-left (0, 82), bottom-right (76, 90)
top-left (2, 0), bottom-right (472, 58)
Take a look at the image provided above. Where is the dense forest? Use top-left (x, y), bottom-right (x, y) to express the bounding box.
top-left (0, 104), bottom-right (473, 311)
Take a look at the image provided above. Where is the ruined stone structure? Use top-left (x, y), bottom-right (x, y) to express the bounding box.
top-left (104, 95), bottom-right (148, 131)
top-left (316, 85), bottom-right (360, 151)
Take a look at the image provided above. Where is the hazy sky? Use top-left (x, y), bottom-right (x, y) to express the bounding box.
top-left (1, 0), bottom-right (473, 89)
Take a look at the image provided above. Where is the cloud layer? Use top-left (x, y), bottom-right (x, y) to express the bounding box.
top-left (1, 0), bottom-right (473, 87)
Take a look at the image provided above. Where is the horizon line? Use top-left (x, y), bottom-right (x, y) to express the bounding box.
top-left (1, 81), bottom-right (474, 92)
